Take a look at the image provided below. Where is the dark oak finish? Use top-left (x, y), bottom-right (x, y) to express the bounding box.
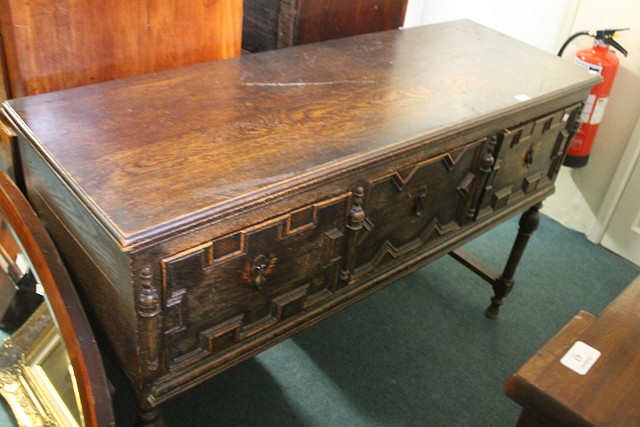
top-left (0, 0), bottom-right (242, 98)
top-left (242, 0), bottom-right (407, 52)
top-left (0, 0), bottom-right (242, 193)
top-left (0, 169), bottom-right (115, 426)
top-left (506, 275), bottom-right (640, 426)
top-left (2, 21), bottom-right (599, 425)
top-left (450, 202), bottom-right (543, 319)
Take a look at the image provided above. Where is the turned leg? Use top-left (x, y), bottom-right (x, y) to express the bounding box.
top-left (485, 203), bottom-right (542, 319)
top-left (136, 403), bottom-right (165, 427)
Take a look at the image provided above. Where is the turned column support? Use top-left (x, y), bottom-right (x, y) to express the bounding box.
top-left (485, 202), bottom-right (542, 319)
top-left (136, 403), bottom-right (164, 427)
top-left (340, 185), bottom-right (366, 284)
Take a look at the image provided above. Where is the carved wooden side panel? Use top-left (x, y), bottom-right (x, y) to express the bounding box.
top-left (476, 103), bottom-right (583, 220)
top-left (352, 140), bottom-right (487, 280)
top-left (136, 266), bottom-right (161, 373)
top-left (160, 193), bottom-right (350, 370)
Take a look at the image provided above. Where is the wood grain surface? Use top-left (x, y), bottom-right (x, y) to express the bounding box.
top-left (242, 0), bottom-right (407, 52)
top-left (294, 0), bottom-right (408, 45)
top-left (4, 21), bottom-right (598, 247)
top-left (0, 0), bottom-right (242, 97)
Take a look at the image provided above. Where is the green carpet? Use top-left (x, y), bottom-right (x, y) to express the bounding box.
top-left (2, 214), bottom-right (638, 426)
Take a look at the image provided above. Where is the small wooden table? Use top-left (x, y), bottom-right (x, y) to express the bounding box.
top-left (506, 275), bottom-right (640, 426)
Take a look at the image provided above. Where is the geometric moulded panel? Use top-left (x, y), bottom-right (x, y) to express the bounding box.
top-left (160, 193), bottom-right (350, 370)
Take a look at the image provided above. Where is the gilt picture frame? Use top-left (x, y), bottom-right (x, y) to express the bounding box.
top-left (0, 303), bottom-right (83, 426)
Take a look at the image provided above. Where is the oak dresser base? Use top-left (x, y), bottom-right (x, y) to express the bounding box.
top-left (2, 20), bottom-right (599, 425)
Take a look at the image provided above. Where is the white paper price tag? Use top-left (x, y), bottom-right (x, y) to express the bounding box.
top-left (560, 341), bottom-right (601, 375)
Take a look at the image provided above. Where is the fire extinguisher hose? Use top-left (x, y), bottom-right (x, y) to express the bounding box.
top-left (557, 31), bottom-right (593, 57)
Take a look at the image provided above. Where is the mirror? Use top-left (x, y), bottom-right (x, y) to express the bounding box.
top-left (1, 304), bottom-right (83, 426)
top-left (0, 169), bottom-right (114, 426)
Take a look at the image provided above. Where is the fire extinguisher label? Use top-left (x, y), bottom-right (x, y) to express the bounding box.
top-left (575, 57), bottom-right (603, 74)
top-left (590, 97), bottom-right (609, 124)
top-left (580, 94), bottom-right (596, 123)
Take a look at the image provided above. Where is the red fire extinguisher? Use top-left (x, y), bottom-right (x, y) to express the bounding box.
top-left (558, 28), bottom-right (629, 168)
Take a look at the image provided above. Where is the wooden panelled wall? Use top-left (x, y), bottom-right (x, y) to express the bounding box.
top-left (0, 0), bottom-right (243, 98)
top-left (243, 0), bottom-right (408, 52)
top-left (0, 0), bottom-right (409, 98)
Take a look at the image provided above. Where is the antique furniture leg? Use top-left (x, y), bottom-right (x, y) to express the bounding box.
top-left (486, 202), bottom-right (542, 318)
top-left (450, 203), bottom-right (542, 318)
top-left (137, 402), bottom-right (164, 427)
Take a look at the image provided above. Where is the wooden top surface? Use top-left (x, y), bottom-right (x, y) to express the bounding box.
top-left (3, 20), bottom-right (599, 247)
top-left (506, 275), bottom-right (640, 425)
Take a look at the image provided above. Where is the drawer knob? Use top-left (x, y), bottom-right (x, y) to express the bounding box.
top-left (525, 146), bottom-right (535, 168)
top-left (480, 135), bottom-right (497, 174)
top-left (251, 254), bottom-right (275, 289)
top-left (414, 190), bottom-right (427, 216)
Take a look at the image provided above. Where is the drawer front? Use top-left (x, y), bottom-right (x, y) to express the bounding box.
top-left (476, 103), bottom-right (582, 219)
top-left (151, 104), bottom-right (581, 376)
top-left (160, 192), bottom-right (351, 370)
top-left (352, 138), bottom-right (488, 280)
